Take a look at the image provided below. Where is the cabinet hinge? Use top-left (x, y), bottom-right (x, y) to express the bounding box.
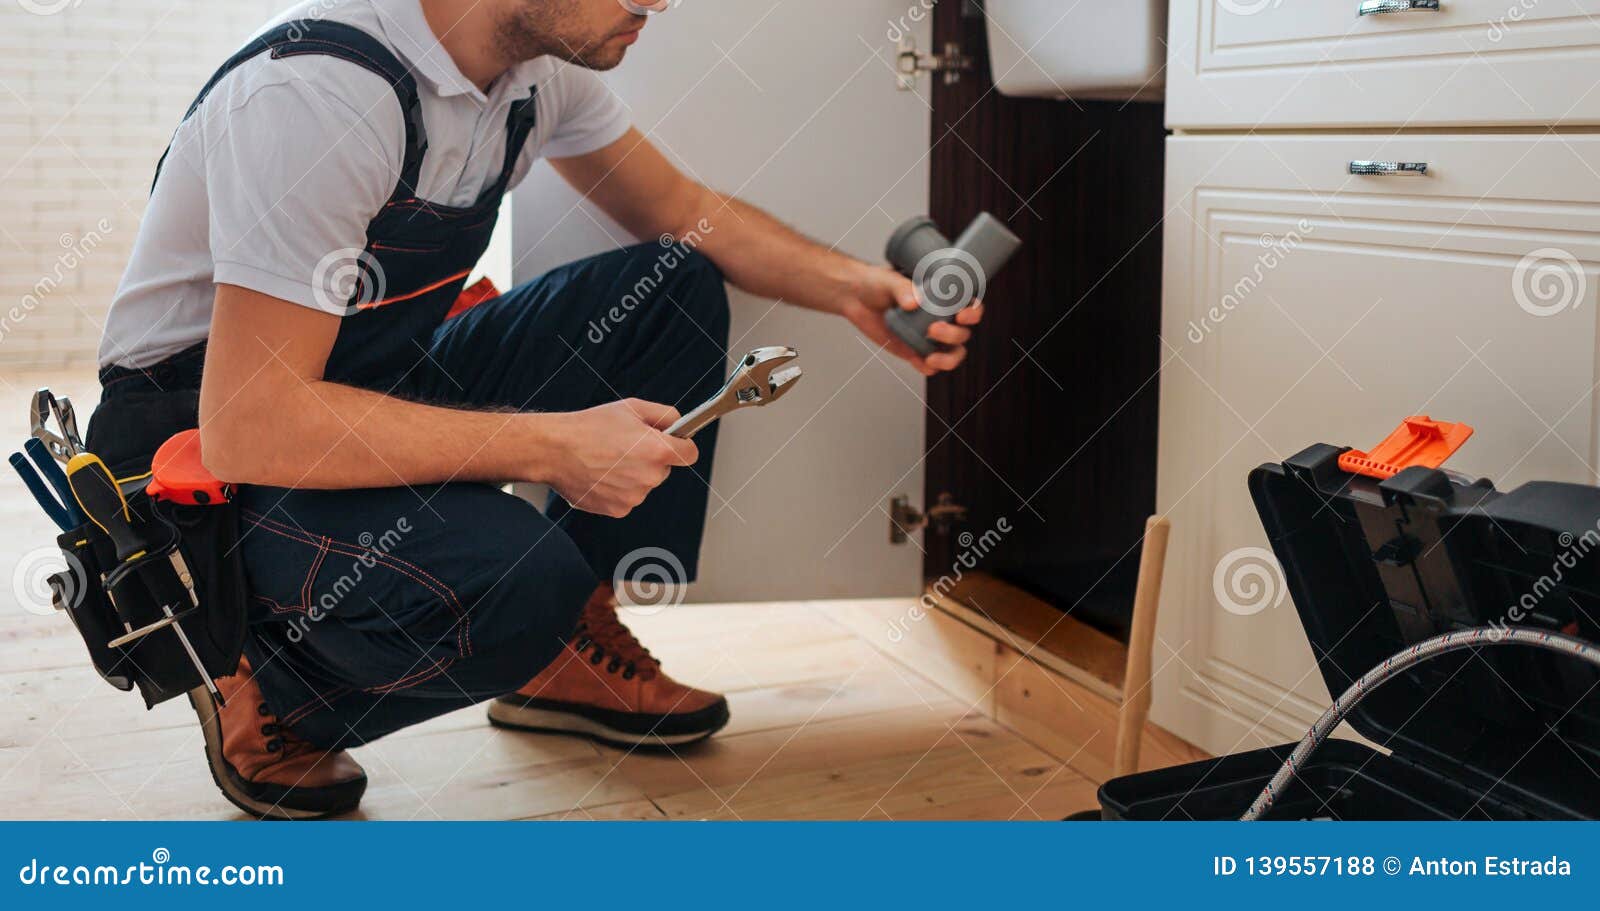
top-left (895, 36), bottom-right (974, 91)
top-left (890, 492), bottom-right (969, 544)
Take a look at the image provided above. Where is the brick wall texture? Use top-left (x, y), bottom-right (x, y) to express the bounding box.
top-left (1, 1), bottom-right (286, 368)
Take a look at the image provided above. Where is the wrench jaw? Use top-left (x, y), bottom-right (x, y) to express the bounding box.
top-left (764, 364), bottom-right (803, 403)
top-left (666, 347), bottom-right (803, 439)
top-left (725, 348), bottom-right (801, 414)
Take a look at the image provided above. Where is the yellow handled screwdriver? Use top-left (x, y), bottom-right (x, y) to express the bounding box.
top-left (67, 452), bottom-right (223, 703)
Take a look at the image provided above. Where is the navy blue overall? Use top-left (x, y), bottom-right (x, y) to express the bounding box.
top-left (87, 21), bottom-right (730, 748)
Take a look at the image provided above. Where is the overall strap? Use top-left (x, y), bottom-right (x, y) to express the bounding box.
top-left (485, 87), bottom-right (540, 200)
top-left (151, 20), bottom-right (427, 199)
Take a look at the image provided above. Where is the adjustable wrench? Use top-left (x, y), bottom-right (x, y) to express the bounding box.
top-left (668, 346), bottom-right (802, 439)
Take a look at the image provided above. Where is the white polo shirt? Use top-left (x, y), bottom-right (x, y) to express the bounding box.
top-left (99, 0), bottom-right (631, 369)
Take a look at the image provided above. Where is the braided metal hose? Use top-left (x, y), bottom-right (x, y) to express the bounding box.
top-left (1241, 627), bottom-right (1600, 821)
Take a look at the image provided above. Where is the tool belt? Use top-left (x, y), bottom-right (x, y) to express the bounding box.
top-left (27, 349), bottom-right (248, 709)
top-left (51, 438), bottom-right (247, 708)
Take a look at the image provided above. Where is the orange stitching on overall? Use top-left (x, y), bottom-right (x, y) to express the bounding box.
top-left (251, 594), bottom-right (307, 616)
top-left (246, 511), bottom-right (471, 658)
top-left (280, 686), bottom-right (352, 728)
top-left (300, 536), bottom-right (330, 613)
top-left (362, 657), bottom-right (457, 695)
top-left (243, 510), bottom-right (472, 657)
top-left (356, 269), bottom-right (472, 311)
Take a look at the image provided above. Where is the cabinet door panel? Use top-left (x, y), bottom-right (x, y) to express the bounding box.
top-left (1169, 0), bottom-right (1600, 128)
top-left (1155, 134), bottom-right (1600, 752)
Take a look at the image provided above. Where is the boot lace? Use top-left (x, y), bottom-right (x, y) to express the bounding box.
top-left (571, 601), bottom-right (659, 681)
top-left (256, 701), bottom-right (314, 758)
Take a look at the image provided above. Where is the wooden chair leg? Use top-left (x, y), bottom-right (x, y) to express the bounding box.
top-left (1113, 515), bottom-right (1171, 778)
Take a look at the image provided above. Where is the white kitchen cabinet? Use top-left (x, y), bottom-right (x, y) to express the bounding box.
top-left (1152, 133), bottom-right (1600, 752)
top-left (1167, 0), bottom-right (1600, 129)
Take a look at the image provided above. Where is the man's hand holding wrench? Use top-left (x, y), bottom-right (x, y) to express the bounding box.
top-left (667, 346), bottom-right (801, 439)
top-left (541, 347), bottom-right (802, 519)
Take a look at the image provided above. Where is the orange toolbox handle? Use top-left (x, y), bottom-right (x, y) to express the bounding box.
top-left (1338, 416), bottom-right (1474, 480)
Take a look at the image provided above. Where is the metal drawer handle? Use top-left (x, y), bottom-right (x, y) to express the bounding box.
top-left (1349, 160), bottom-right (1428, 176)
top-left (1359, 0), bottom-right (1441, 15)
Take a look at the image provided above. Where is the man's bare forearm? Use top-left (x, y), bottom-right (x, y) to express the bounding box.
top-left (200, 373), bottom-right (561, 489)
top-left (549, 130), bottom-right (907, 324)
top-left (198, 283), bottom-right (572, 490)
top-left (687, 188), bottom-right (869, 315)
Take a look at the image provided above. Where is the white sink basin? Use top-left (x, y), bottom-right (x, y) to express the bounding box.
top-left (984, 0), bottom-right (1166, 102)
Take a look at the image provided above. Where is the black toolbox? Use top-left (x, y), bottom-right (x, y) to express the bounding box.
top-left (1098, 439), bottom-right (1600, 820)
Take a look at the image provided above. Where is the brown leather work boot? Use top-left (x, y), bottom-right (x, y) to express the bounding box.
top-left (188, 656), bottom-right (367, 820)
top-left (488, 588), bottom-right (729, 748)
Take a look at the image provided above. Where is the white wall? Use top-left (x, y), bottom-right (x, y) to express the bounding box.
top-left (0, 1), bottom-right (285, 369)
top-left (512, 1), bottom-right (935, 602)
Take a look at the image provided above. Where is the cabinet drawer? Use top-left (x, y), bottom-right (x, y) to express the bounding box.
top-left (1150, 133), bottom-right (1600, 754)
top-left (1168, 0), bottom-right (1600, 128)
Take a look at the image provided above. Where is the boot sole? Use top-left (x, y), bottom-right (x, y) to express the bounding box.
top-left (188, 687), bottom-right (366, 821)
top-left (487, 697), bottom-right (728, 750)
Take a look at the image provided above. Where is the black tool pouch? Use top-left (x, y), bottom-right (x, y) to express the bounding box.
top-left (49, 484), bottom-right (247, 709)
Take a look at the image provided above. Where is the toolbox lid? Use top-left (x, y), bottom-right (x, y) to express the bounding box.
top-left (1250, 443), bottom-right (1600, 817)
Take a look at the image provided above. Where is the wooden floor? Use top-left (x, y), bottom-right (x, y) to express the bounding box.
top-left (0, 371), bottom-right (1101, 821)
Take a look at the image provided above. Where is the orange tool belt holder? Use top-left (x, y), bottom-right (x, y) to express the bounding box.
top-left (1338, 416), bottom-right (1475, 480)
top-left (145, 429), bottom-right (233, 506)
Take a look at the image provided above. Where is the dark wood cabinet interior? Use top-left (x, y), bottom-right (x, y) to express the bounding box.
top-left (922, 2), bottom-right (1166, 643)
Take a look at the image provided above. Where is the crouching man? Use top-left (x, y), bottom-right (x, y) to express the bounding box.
top-left (88, 0), bottom-right (981, 819)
